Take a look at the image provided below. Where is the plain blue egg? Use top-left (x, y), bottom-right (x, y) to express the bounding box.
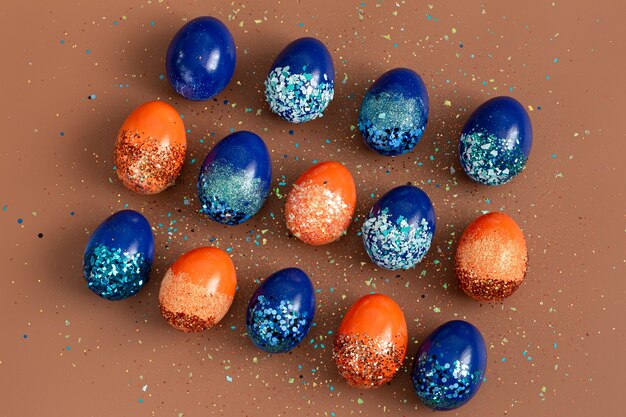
top-left (459, 96), bottom-right (532, 185)
top-left (411, 320), bottom-right (487, 410)
top-left (246, 267), bottom-right (316, 353)
top-left (198, 131), bottom-right (272, 225)
top-left (83, 210), bottom-right (154, 300)
top-left (358, 68), bottom-right (429, 156)
top-left (361, 185), bottom-right (435, 270)
top-left (265, 37), bottom-right (335, 123)
top-left (166, 16), bottom-right (236, 101)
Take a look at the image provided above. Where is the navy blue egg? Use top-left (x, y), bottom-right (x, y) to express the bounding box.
top-left (83, 210), bottom-right (154, 301)
top-left (166, 16), bottom-right (236, 101)
top-left (361, 185), bottom-right (435, 270)
top-left (246, 267), bottom-right (316, 353)
top-left (265, 37), bottom-right (335, 123)
top-left (459, 96), bottom-right (532, 185)
top-left (411, 320), bottom-right (487, 410)
top-left (359, 68), bottom-right (429, 156)
top-left (198, 131), bottom-right (272, 225)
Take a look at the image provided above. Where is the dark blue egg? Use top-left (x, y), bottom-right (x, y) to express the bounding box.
top-left (359, 68), bottom-right (429, 156)
top-left (83, 210), bottom-right (154, 300)
top-left (265, 37), bottom-right (334, 123)
top-left (459, 96), bottom-right (532, 185)
top-left (166, 16), bottom-right (236, 101)
top-left (411, 320), bottom-right (487, 410)
top-left (198, 131), bottom-right (272, 225)
top-left (246, 268), bottom-right (316, 353)
top-left (361, 185), bottom-right (435, 270)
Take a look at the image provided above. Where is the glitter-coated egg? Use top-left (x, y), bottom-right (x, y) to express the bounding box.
top-left (159, 247), bottom-right (236, 332)
top-left (333, 294), bottom-right (408, 388)
top-left (246, 268), bottom-right (315, 353)
top-left (362, 185), bottom-right (435, 270)
top-left (455, 212), bottom-right (528, 301)
top-left (358, 68), bottom-right (429, 156)
top-left (411, 320), bottom-right (487, 410)
top-left (265, 37), bottom-right (334, 123)
top-left (166, 16), bottom-right (236, 101)
top-left (83, 210), bottom-right (154, 300)
top-left (198, 131), bottom-right (272, 225)
top-left (285, 161), bottom-right (356, 245)
top-left (459, 96), bottom-right (532, 185)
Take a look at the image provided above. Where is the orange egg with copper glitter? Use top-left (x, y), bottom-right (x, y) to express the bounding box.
top-left (455, 212), bottom-right (528, 301)
top-left (285, 161), bottom-right (356, 245)
top-left (333, 294), bottom-right (408, 388)
top-left (159, 247), bottom-right (236, 332)
top-left (114, 101), bottom-right (187, 194)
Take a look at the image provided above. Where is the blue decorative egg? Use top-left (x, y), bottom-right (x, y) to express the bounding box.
top-left (83, 210), bottom-right (154, 300)
top-left (411, 320), bottom-right (487, 411)
top-left (198, 131), bottom-right (272, 225)
top-left (361, 185), bottom-right (435, 270)
top-left (459, 96), bottom-right (532, 185)
top-left (166, 16), bottom-right (236, 101)
top-left (246, 268), bottom-right (316, 353)
top-left (358, 68), bottom-right (429, 156)
top-left (265, 37), bottom-right (334, 123)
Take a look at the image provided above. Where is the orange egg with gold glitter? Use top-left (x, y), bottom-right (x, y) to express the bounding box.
top-left (455, 212), bottom-right (528, 301)
top-left (114, 101), bottom-right (186, 194)
top-left (333, 294), bottom-right (408, 388)
top-left (285, 161), bottom-right (356, 245)
top-left (159, 247), bottom-right (236, 332)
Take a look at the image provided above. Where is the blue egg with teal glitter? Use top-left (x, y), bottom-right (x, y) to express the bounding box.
top-left (411, 320), bottom-right (487, 411)
top-left (459, 96), bottom-right (532, 185)
top-left (83, 210), bottom-right (154, 301)
top-left (198, 130), bottom-right (272, 225)
top-left (265, 37), bottom-right (334, 123)
top-left (358, 68), bottom-right (429, 156)
top-left (246, 268), bottom-right (316, 353)
top-left (361, 185), bottom-right (435, 270)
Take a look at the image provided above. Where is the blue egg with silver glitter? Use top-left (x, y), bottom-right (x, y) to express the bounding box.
top-left (246, 268), bottom-right (316, 353)
top-left (361, 185), bottom-right (435, 270)
top-left (198, 130), bottom-right (272, 225)
top-left (83, 210), bottom-right (154, 301)
top-left (459, 96), bottom-right (532, 185)
top-left (265, 37), bottom-right (334, 123)
top-left (411, 320), bottom-right (487, 411)
top-left (358, 68), bottom-right (429, 156)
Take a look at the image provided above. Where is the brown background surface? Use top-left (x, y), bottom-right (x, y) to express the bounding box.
top-left (1, 1), bottom-right (624, 416)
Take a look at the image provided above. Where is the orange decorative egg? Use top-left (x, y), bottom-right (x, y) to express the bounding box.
top-left (114, 101), bottom-right (187, 194)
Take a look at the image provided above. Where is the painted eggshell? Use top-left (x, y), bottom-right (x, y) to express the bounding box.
top-left (198, 131), bottom-right (272, 225)
top-left (285, 161), bottom-right (356, 245)
top-left (459, 96), bottom-right (532, 185)
top-left (246, 268), bottom-right (315, 353)
top-left (455, 212), bottom-right (528, 301)
top-left (265, 37), bottom-right (334, 123)
top-left (83, 210), bottom-right (154, 300)
top-left (358, 68), bottom-right (429, 156)
top-left (114, 101), bottom-right (186, 194)
top-left (362, 185), bottom-right (435, 270)
top-left (166, 16), bottom-right (236, 101)
top-left (159, 247), bottom-right (236, 332)
top-left (333, 294), bottom-right (408, 388)
top-left (411, 320), bottom-right (487, 410)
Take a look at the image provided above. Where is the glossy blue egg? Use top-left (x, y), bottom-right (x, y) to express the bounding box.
top-left (459, 96), bottom-right (532, 185)
top-left (361, 185), bottom-right (435, 270)
top-left (265, 37), bottom-right (334, 123)
top-left (358, 68), bottom-right (429, 156)
top-left (198, 131), bottom-right (272, 225)
top-left (411, 320), bottom-right (487, 410)
top-left (83, 210), bottom-right (154, 300)
top-left (166, 16), bottom-right (236, 101)
top-left (246, 268), bottom-right (316, 353)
